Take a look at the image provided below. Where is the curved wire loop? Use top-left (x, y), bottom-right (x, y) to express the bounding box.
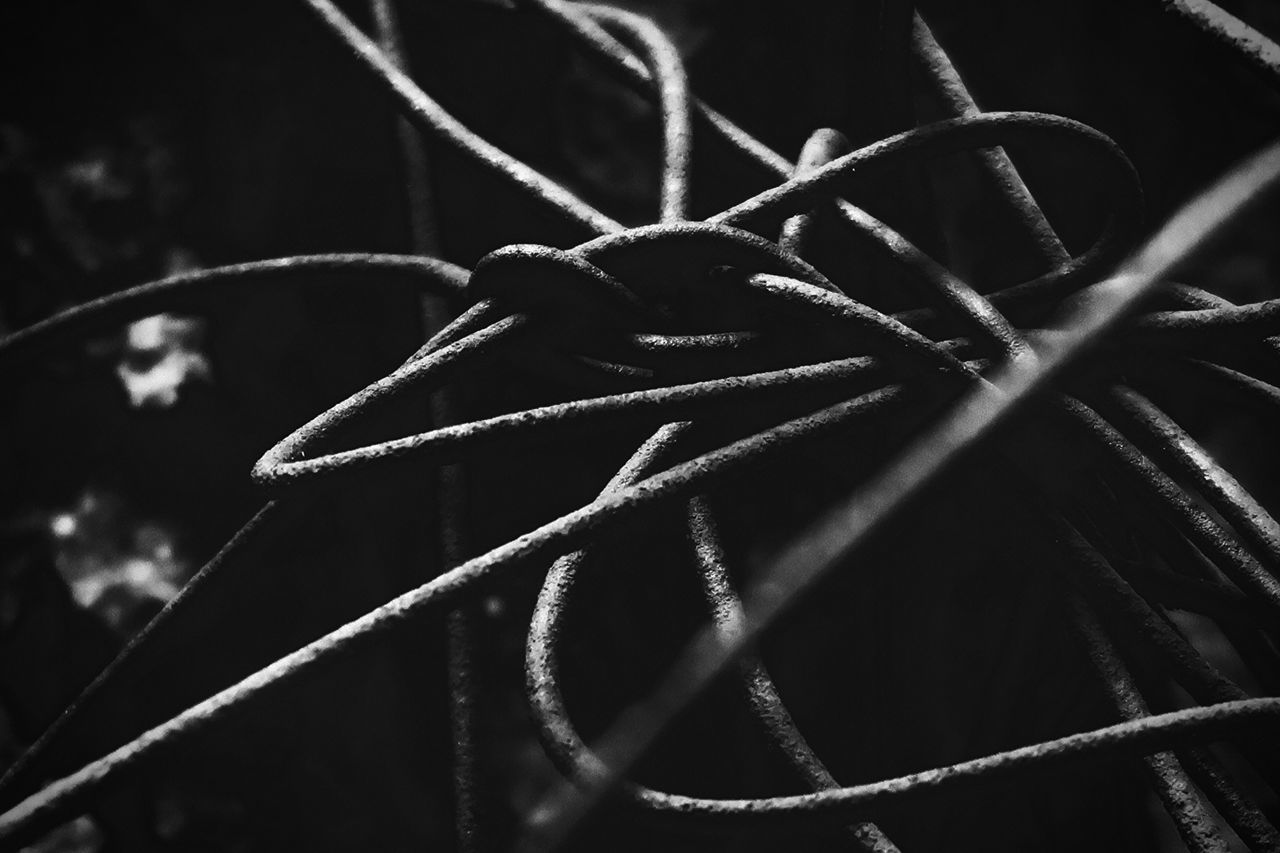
top-left (5, 3), bottom-right (1280, 852)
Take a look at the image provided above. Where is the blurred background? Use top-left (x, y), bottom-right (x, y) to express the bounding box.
top-left (2, 0), bottom-right (1280, 850)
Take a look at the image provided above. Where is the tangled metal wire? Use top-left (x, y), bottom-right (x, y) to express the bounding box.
top-left (4, 0), bottom-right (1280, 850)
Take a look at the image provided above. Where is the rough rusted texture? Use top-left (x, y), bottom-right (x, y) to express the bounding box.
top-left (3, 1), bottom-right (1280, 851)
top-left (1163, 0), bottom-right (1280, 87)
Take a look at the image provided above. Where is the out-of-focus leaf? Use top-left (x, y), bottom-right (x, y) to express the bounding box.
top-left (114, 312), bottom-right (211, 409)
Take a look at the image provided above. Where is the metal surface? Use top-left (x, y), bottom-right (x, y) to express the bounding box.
top-left (3, 0), bottom-right (1280, 850)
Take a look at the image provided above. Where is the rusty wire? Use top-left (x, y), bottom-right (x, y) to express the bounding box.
top-left (3, 0), bottom-right (1280, 850)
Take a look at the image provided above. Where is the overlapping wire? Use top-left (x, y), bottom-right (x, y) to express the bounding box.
top-left (2, 1), bottom-right (1280, 850)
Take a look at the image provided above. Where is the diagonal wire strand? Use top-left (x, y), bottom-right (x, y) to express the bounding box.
top-left (511, 136), bottom-right (1280, 853)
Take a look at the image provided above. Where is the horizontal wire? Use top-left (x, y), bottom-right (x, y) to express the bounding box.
top-left (0, 254), bottom-right (468, 372)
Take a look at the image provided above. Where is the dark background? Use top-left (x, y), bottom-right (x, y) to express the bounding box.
top-left (2, 0), bottom-right (1279, 850)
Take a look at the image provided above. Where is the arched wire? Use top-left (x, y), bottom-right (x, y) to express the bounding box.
top-left (690, 131), bottom-right (898, 849)
top-left (300, 0), bottom-right (622, 236)
top-left (512, 141), bottom-right (1280, 851)
top-left (7, 108), bottom-right (1280, 853)
top-left (519, 0), bottom-right (1141, 317)
top-left (0, 254), bottom-right (468, 372)
top-left (910, 14), bottom-right (1071, 267)
top-left (980, 462), bottom-right (1274, 852)
top-left (0, 377), bottom-right (924, 847)
top-left (779, 129), bottom-right (849, 257)
top-left (581, 4), bottom-right (692, 224)
top-left (4, 2), bottom-right (1280, 850)
top-left (895, 26), bottom-right (1280, 844)
top-left (524, 117), bottom-right (905, 852)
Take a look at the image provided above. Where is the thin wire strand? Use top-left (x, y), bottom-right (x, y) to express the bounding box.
top-left (301, 0), bottom-right (621, 236)
top-left (4, 4), bottom-right (1280, 849)
top-left (512, 139), bottom-right (1280, 852)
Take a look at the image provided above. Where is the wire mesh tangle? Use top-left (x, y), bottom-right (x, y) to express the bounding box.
top-left (4, 0), bottom-right (1280, 850)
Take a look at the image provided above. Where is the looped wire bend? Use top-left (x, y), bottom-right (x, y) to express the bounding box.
top-left (7, 3), bottom-right (1280, 852)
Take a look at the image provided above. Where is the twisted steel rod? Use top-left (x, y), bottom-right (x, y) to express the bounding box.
top-left (3, 2), bottom-right (1280, 851)
top-left (513, 139), bottom-right (1280, 852)
top-left (0, 380), bottom-right (923, 846)
top-left (906, 28), bottom-right (1280, 846)
top-left (520, 40), bottom-right (903, 841)
top-left (0, 92), bottom-right (1269, 853)
top-left (803, 30), bottom-right (1278, 840)
top-left (521, 0), bottom-right (1129, 318)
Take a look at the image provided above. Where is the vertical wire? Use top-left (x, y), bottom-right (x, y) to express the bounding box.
top-left (369, 2), bottom-right (486, 849)
top-left (582, 5), bottom-right (693, 224)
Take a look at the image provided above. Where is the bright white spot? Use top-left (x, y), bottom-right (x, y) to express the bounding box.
top-left (49, 488), bottom-right (187, 633)
top-left (123, 558), bottom-right (153, 585)
top-left (116, 313), bottom-right (212, 408)
top-left (50, 513), bottom-right (77, 537)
